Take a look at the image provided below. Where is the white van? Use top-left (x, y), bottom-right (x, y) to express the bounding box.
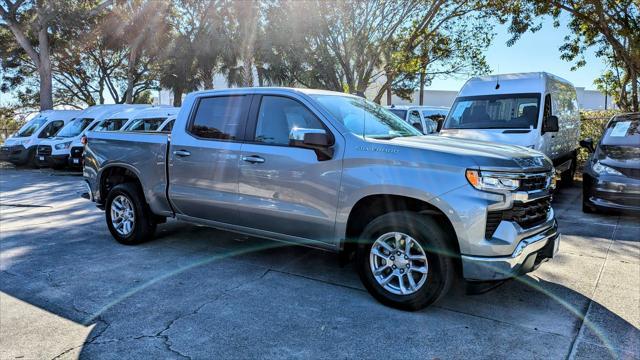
top-left (36, 105), bottom-right (151, 169)
top-left (439, 72), bottom-right (580, 184)
top-left (0, 110), bottom-right (80, 166)
top-left (67, 106), bottom-right (174, 168)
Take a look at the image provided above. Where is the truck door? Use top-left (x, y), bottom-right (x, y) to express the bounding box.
top-left (236, 95), bottom-right (343, 245)
top-left (168, 95), bottom-right (251, 224)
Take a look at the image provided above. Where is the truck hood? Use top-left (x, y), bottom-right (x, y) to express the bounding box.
top-left (390, 135), bottom-right (553, 172)
top-left (439, 128), bottom-right (538, 148)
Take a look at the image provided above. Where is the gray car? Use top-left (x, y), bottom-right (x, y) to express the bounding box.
top-left (83, 88), bottom-right (560, 310)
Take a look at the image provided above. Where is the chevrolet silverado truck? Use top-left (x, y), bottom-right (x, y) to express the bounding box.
top-left (83, 88), bottom-right (560, 310)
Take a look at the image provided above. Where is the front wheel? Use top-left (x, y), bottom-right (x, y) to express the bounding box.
top-left (105, 183), bottom-right (156, 245)
top-left (356, 211), bottom-right (455, 311)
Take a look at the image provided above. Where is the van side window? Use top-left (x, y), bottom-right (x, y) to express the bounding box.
top-left (254, 96), bottom-right (325, 145)
top-left (543, 94), bottom-right (552, 118)
top-left (408, 110), bottom-right (423, 132)
top-left (38, 120), bottom-right (65, 138)
top-left (190, 96), bottom-right (249, 140)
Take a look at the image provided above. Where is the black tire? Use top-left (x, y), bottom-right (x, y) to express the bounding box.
top-left (582, 177), bottom-right (596, 213)
top-left (105, 183), bottom-right (156, 245)
top-left (561, 153), bottom-right (577, 186)
top-left (355, 211), bottom-right (455, 311)
top-left (25, 148), bottom-right (37, 168)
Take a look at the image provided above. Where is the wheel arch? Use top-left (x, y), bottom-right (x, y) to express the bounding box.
top-left (340, 194), bottom-right (461, 271)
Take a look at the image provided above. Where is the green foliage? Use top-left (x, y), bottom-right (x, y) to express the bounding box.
top-left (577, 109), bottom-right (618, 164)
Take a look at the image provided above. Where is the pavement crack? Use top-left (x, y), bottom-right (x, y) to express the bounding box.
top-left (50, 345), bottom-right (82, 360)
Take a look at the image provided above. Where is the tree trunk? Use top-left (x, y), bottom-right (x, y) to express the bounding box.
top-left (386, 87), bottom-right (392, 105)
top-left (242, 59), bottom-right (254, 87)
top-left (125, 48), bottom-right (140, 104)
top-left (37, 23), bottom-right (53, 110)
top-left (419, 70), bottom-right (426, 105)
top-left (173, 88), bottom-right (183, 107)
top-left (201, 70), bottom-right (213, 90)
top-left (631, 69), bottom-right (639, 112)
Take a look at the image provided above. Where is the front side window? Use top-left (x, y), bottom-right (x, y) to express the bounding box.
top-left (126, 117), bottom-right (166, 132)
top-left (56, 118), bottom-right (94, 137)
top-left (38, 120), bottom-right (65, 138)
top-left (312, 95), bottom-right (421, 139)
top-left (96, 118), bottom-right (127, 131)
top-left (444, 93), bottom-right (541, 130)
top-left (189, 96), bottom-right (249, 140)
top-left (408, 110), bottom-right (423, 132)
top-left (16, 117), bottom-right (47, 137)
top-left (254, 96), bottom-right (325, 145)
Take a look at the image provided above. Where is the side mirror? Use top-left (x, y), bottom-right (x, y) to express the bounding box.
top-left (579, 138), bottom-right (595, 153)
top-left (289, 128), bottom-right (334, 161)
top-left (542, 115), bottom-right (559, 133)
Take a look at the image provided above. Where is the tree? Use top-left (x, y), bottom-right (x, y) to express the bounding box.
top-left (0, 0), bottom-right (112, 110)
top-left (260, 0), bottom-right (419, 93)
top-left (499, 0), bottom-right (640, 111)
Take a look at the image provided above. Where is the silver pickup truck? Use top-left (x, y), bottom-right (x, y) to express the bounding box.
top-left (83, 88), bottom-right (559, 310)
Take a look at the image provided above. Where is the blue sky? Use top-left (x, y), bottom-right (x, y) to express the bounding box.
top-left (428, 15), bottom-right (608, 91)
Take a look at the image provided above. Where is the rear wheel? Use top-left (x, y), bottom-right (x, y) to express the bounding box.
top-left (356, 211), bottom-right (455, 311)
top-left (105, 183), bottom-right (156, 245)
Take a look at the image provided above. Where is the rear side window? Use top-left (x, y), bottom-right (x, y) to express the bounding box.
top-left (254, 96), bottom-right (325, 145)
top-left (96, 118), bottom-right (127, 131)
top-left (38, 120), bottom-right (65, 138)
top-left (127, 117), bottom-right (165, 131)
top-left (189, 96), bottom-right (249, 140)
top-left (160, 119), bottom-right (175, 132)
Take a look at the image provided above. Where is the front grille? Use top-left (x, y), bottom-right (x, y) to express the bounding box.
top-left (612, 166), bottom-right (640, 180)
top-left (518, 175), bottom-right (549, 192)
top-left (70, 146), bottom-right (84, 158)
top-left (37, 145), bottom-right (52, 156)
top-left (485, 197), bottom-right (551, 239)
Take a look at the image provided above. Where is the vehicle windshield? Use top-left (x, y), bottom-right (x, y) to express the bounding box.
top-left (56, 118), bottom-right (94, 137)
top-left (95, 118), bottom-right (127, 131)
top-left (312, 95), bottom-right (421, 139)
top-left (388, 109), bottom-right (407, 120)
top-left (16, 117), bottom-right (48, 137)
top-left (125, 117), bottom-right (166, 131)
top-left (443, 93), bottom-right (541, 129)
top-left (601, 118), bottom-right (639, 147)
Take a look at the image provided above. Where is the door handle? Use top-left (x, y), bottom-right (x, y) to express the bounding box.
top-left (242, 155), bottom-right (265, 164)
top-left (173, 150), bottom-right (191, 157)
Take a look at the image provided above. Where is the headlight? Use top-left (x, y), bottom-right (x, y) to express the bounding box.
top-left (465, 169), bottom-right (520, 191)
top-left (54, 141), bottom-right (72, 150)
top-left (592, 161), bottom-right (622, 176)
top-left (16, 139), bottom-right (31, 146)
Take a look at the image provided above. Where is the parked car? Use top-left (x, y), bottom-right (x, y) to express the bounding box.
top-left (439, 72), bottom-right (581, 186)
top-left (119, 107), bottom-right (180, 132)
top-left (386, 105), bottom-right (449, 134)
top-left (0, 110), bottom-right (80, 167)
top-left (83, 88), bottom-right (559, 311)
top-left (581, 112), bottom-right (640, 213)
top-left (36, 105), bottom-right (150, 169)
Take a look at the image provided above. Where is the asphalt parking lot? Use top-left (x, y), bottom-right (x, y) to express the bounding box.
top-left (0, 164), bottom-right (638, 359)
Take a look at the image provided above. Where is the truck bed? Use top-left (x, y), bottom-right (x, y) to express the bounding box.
top-left (83, 131), bottom-right (173, 216)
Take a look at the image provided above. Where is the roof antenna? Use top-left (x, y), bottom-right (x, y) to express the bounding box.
top-left (495, 73), bottom-right (500, 90)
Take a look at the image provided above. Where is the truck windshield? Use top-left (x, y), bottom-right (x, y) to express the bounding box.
top-left (125, 117), bottom-right (166, 131)
top-left (312, 95), bottom-right (421, 139)
top-left (16, 117), bottom-right (48, 137)
top-left (443, 93), bottom-right (540, 130)
top-left (95, 118), bottom-right (127, 131)
top-left (57, 118), bottom-right (94, 137)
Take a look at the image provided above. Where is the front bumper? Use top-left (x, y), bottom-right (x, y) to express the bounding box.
top-left (584, 174), bottom-right (640, 213)
top-left (35, 154), bottom-right (68, 168)
top-left (461, 220), bottom-right (559, 281)
top-left (0, 145), bottom-right (32, 164)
